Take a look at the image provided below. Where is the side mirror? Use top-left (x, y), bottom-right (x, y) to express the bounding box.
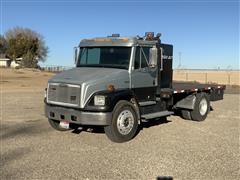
top-left (74, 47), bottom-right (79, 65)
top-left (149, 47), bottom-right (158, 68)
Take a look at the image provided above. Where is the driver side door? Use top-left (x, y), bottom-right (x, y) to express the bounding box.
top-left (131, 46), bottom-right (157, 102)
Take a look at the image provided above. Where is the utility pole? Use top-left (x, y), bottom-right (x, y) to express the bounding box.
top-left (178, 52), bottom-right (182, 69)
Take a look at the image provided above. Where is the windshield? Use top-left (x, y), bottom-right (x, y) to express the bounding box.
top-left (76, 47), bottom-right (131, 69)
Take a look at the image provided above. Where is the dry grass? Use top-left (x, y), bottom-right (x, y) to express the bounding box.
top-left (0, 68), bottom-right (54, 92)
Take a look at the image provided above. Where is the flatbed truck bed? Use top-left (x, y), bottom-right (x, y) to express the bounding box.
top-left (172, 81), bottom-right (225, 99)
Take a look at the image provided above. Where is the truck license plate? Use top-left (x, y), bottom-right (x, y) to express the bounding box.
top-left (59, 121), bottom-right (70, 129)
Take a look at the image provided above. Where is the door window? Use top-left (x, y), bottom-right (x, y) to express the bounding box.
top-left (134, 47), bottom-right (150, 69)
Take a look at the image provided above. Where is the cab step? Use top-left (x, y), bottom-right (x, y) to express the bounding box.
top-left (141, 111), bottom-right (174, 120)
top-left (139, 101), bottom-right (156, 106)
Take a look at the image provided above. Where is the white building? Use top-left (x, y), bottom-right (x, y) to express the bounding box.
top-left (0, 57), bottom-right (21, 68)
top-left (11, 58), bottom-right (22, 68)
top-left (0, 58), bottom-right (11, 67)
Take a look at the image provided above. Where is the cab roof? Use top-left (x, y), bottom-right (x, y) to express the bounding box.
top-left (79, 33), bottom-right (161, 47)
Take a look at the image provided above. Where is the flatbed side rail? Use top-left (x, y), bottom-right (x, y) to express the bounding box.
top-left (173, 85), bottom-right (225, 101)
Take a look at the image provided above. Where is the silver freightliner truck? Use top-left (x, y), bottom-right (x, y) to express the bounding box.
top-left (45, 32), bottom-right (225, 142)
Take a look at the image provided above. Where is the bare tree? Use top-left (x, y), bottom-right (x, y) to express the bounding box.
top-left (5, 27), bottom-right (49, 68)
top-left (0, 34), bottom-right (7, 57)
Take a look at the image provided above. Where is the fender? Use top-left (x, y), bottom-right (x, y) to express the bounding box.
top-left (174, 94), bottom-right (196, 110)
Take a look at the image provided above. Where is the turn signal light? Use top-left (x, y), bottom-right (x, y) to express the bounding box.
top-left (107, 84), bottom-right (115, 92)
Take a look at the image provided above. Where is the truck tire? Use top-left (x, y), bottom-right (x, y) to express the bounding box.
top-left (181, 110), bottom-right (192, 120)
top-left (190, 93), bottom-right (210, 121)
top-left (104, 100), bottom-right (138, 143)
top-left (48, 119), bottom-right (70, 131)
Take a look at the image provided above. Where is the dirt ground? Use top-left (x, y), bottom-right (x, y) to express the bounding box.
top-left (0, 68), bottom-right (53, 92)
top-left (1, 68), bottom-right (240, 179)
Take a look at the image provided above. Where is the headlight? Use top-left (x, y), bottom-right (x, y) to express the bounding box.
top-left (94, 95), bottom-right (105, 106)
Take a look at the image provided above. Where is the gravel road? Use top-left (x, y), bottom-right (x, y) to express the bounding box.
top-left (1, 91), bottom-right (239, 179)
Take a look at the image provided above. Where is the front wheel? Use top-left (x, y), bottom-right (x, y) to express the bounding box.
top-left (104, 100), bottom-right (138, 143)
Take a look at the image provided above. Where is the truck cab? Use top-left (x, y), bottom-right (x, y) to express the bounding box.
top-left (45, 32), bottom-right (224, 142)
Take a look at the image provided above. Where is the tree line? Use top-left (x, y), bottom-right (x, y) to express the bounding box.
top-left (0, 27), bottom-right (48, 68)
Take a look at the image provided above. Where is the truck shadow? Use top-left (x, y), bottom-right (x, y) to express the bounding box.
top-left (133, 117), bottom-right (171, 139)
top-left (173, 106), bottom-right (214, 118)
top-left (210, 106), bottom-right (214, 111)
top-left (71, 117), bottom-right (171, 136)
top-left (71, 125), bottom-right (105, 134)
top-left (140, 117), bottom-right (171, 129)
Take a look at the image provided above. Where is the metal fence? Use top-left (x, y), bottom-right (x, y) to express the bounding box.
top-left (173, 69), bottom-right (240, 85)
top-left (41, 66), bottom-right (73, 72)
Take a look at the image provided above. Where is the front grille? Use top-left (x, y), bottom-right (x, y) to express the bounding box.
top-left (47, 83), bottom-right (81, 106)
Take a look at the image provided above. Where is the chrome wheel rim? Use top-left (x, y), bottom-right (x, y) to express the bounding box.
top-left (199, 98), bottom-right (208, 116)
top-left (117, 110), bottom-right (134, 135)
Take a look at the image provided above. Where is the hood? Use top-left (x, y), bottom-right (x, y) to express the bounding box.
top-left (49, 67), bottom-right (128, 85)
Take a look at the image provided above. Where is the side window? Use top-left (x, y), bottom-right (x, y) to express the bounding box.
top-left (134, 47), bottom-right (141, 69)
top-left (141, 47), bottom-right (150, 68)
top-left (134, 46), bottom-right (150, 69)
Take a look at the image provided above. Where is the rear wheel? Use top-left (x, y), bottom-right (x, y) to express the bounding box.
top-left (104, 100), bottom-right (138, 143)
top-left (190, 93), bottom-right (210, 121)
top-left (48, 119), bottom-right (70, 131)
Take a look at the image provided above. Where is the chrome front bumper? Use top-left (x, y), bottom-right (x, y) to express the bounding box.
top-left (45, 104), bottom-right (112, 126)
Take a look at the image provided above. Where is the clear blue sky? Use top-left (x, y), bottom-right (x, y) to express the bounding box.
top-left (1, 0), bottom-right (239, 69)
